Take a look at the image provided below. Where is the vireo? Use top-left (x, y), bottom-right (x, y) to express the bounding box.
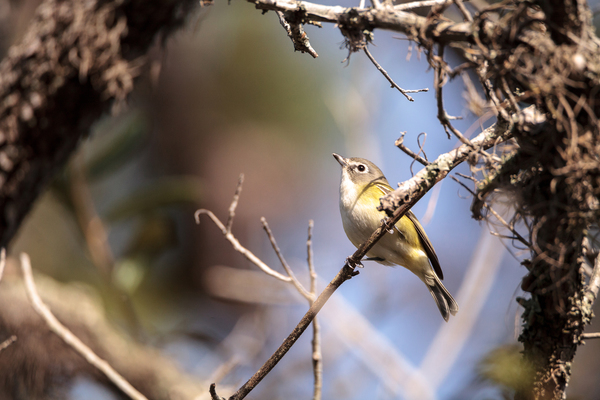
top-left (333, 153), bottom-right (458, 321)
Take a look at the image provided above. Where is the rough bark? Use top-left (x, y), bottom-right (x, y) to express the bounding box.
top-left (0, 0), bottom-right (198, 248)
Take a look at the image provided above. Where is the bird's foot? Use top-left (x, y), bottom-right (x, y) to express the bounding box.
top-left (345, 257), bottom-right (363, 269)
top-left (380, 218), bottom-right (394, 234)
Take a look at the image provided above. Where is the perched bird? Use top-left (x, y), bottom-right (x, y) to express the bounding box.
top-left (333, 153), bottom-right (458, 321)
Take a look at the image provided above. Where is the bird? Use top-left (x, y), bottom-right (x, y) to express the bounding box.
top-left (333, 153), bottom-right (458, 321)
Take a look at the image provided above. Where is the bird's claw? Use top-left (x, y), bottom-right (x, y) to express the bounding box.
top-left (345, 257), bottom-right (364, 269)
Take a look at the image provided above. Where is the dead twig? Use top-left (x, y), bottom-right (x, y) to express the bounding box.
top-left (394, 0), bottom-right (453, 10)
top-left (582, 332), bottom-right (600, 339)
top-left (226, 174), bottom-right (244, 233)
top-left (395, 132), bottom-right (430, 167)
top-left (453, 0), bottom-right (473, 21)
top-left (195, 181), bottom-right (292, 282)
top-left (306, 220), bottom-right (322, 400)
top-left (200, 180), bottom-right (323, 400)
top-left (276, 11), bottom-right (319, 58)
top-left (0, 335), bottom-right (16, 353)
top-left (363, 47), bottom-right (428, 102)
top-left (261, 217), bottom-right (314, 301)
top-left (19, 253), bottom-right (148, 400)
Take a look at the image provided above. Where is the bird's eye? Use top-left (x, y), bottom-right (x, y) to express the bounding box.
top-left (357, 164), bottom-right (366, 172)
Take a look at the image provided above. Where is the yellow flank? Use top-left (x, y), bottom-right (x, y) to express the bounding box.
top-left (342, 180), bottom-right (428, 275)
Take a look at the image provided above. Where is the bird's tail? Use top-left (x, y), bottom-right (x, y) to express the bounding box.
top-left (427, 276), bottom-right (459, 322)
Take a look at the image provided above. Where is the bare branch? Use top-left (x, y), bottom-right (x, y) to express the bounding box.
top-left (395, 132), bottom-right (430, 166)
top-left (276, 11), bottom-right (319, 58)
top-left (379, 107), bottom-right (540, 215)
top-left (195, 209), bottom-right (292, 282)
top-left (306, 220), bottom-right (322, 400)
top-left (246, 0), bottom-right (474, 44)
top-left (453, 0), bottom-right (473, 22)
top-left (226, 174), bottom-right (245, 234)
top-left (582, 332), bottom-right (600, 339)
top-left (0, 335), bottom-right (16, 353)
top-left (394, 0), bottom-right (453, 10)
top-left (363, 48), bottom-right (428, 102)
top-left (19, 253), bottom-right (148, 400)
top-left (261, 217), bottom-right (314, 301)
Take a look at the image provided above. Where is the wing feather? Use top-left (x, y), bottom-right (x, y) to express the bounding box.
top-left (374, 182), bottom-right (444, 280)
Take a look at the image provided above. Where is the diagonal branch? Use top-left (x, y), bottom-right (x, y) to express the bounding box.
top-left (19, 253), bottom-right (148, 400)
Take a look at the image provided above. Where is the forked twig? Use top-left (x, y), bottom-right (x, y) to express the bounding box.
top-left (276, 11), bottom-right (319, 58)
top-left (395, 132), bottom-right (430, 167)
top-left (363, 47), bottom-right (428, 102)
top-left (198, 177), bottom-right (323, 399)
top-left (19, 253), bottom-right (148, 400)
top-left (261, 217), bottom-right (314, 301)
top-left (453, 0), bottom-right (473, 21)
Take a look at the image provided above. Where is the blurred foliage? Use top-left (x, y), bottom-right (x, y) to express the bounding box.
top-left (477, 345), bottom-right (534, 398)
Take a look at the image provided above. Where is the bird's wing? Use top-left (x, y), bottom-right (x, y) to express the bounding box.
top-left (405, 211), bottom-right (444, 280)
top-left (374, 181), bottom-right (444, 280)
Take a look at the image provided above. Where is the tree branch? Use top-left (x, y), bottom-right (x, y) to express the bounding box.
top-left (0, 0), bottom-right (200, 248)
top-left (19, 253), bottom-right (148, 400)
top-left (244, 0), bottom-right (474, 44)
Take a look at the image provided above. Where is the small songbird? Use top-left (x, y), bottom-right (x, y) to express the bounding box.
top-left (333, 153), bottom-right (458, 321)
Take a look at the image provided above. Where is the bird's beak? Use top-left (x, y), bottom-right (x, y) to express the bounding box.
top-left (333, 153), bottom-right (348, 167)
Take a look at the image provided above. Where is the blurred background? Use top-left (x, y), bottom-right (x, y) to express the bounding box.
top-left (2, 0), bottom-right (600, 399)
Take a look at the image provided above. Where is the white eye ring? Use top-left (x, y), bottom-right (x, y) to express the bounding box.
top-left (357, 164), bottom-right (366, 172)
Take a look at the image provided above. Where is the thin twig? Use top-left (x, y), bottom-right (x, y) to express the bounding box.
top-left (450, 175), bottom-right (531, 248)
top-left (19, 253), bottom-right (148, 400)
top-left (0, 335), bottom-right (16, 353)
top-left (434, 46), bottom-right (470, 143)
top-left (395, 0), bottom-right (453, 10)
top-left (210, 383), bottom-right (226, 400)
top-left (395, 132), bottom-right (430, 166)
top-left (453, 0), bottom-right (473, 21)
top-left (582, 332), bottom-right (600, 339)
top-left (195, 209), bottom-right (292, 282)
top-left (261, 217), bottom-right (314, 301)
top-left (225, 263), bottom-right (358, 400)
top-left (363, 47), bottom-right (428, 102)
top-left (0, 248), bottom-right (6, 282)
top-left (307, 220), bottom-right (322, 400)
top-left (276, 11), bottom-right (319, 58)
top-left (226, 174), bottom-right (244, 233)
